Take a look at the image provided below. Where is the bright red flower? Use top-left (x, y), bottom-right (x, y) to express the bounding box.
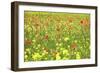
top-left (80, 18), bottom-right (89, 26)
top-left (24, 39), bottom-right (32, 46)
top-left (70, 42), bottom-right (77, 49)
top-left (44, 34), bottom-right (49, 40)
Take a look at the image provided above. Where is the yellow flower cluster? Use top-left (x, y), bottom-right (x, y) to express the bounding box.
top-left (32, 53), bottom-right (42, 60)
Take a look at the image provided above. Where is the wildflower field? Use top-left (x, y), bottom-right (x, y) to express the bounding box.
top-left (24, 11), bottom-right (90, 62)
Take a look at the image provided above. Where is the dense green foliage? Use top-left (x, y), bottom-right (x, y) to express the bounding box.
top-left (24, 11), bottom-right (90, 62)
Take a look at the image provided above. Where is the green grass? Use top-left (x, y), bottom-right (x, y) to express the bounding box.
top-left (24, 11), bottom-right (90, 62)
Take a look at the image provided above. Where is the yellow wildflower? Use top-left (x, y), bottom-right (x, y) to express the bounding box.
top-left (32, 53), bottom-right (41, 60)
top-left (60, 47), bottom-right (65, 51)
top-left (74, 40), bottom-right (77, 43)
top-left (64, 37), bottom-right (69, 41)
top-left (59, 43), bottom-right (62, 46)
top-left (76, 52), bottom-right (81, 59)
top-left (27, 27), bottom-right (32, 32)
top-left (32, 39), bottom-right (36, 42)
top-left (56, 53), bottom-right (61, 60)
top-left (68, 45), bottom-right (70, 48)
top-left (63, 50), bottom-right (69, 55)
top-left (25, 48), bottom-right (30, 53)
top-left (56, 43), bottom-right (59, 46)
top-left (37, 44), bottom-right (41, 48)
top-left (25, 55), bottom-right (28, 59)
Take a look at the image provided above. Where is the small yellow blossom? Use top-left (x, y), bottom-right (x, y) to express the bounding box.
top-left (56, 43), bottom-right (59, 46)
top-left (68, 45), bottom-right (70, 48)
top-left (45, 58), bottom-right (48, 60)
top-left (64, 37), bottom-right (69, 41)
top-left (32, 53), bottom-right (41, 60)
top-left (76, 52), bottom-right (81, 59)
top-left (25, 55), bottom-right (28, 59)
top-left (44, 50), bottom-right (48, 54)
top-left (27, 27), bottom-right (32, 32)
top-left (25, 48), bottom-right (30, 52)
top-left (32, 39), bottom-right (36, 42)
top-left (56, 53), bottom-right (61, 60)
top-left (74, 40), bottom-right (77, 43)
top-left (56, 56), bottom-right (61, 60)
top-left (80, 47), bottom-right (82, 49)
top-left (36, 47), bottom-right (38, 49)
top-left (60, 47), bottom-right (65, 51)
top-left (42, 53), bottom-right (45, 56)
top-left (59, 43), bottom-right (62, 46)
top-left (59, 39), bottom-right (61, 41)
top-left (74, 52), bottom-right (77, 54)
top-left (63, 50), bottom-right (69, 55)
top-left (37, 44), bottom-right (41, 48)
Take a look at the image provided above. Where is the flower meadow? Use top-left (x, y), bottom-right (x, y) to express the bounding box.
top-left (24, 11), bottom-right (90, 62)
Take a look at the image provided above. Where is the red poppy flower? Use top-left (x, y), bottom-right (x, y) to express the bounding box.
top-left (25, 39), bottom-right (32, 46)
top-left (70, 42), bottom-right (77, 49)
top-left (69, 19), bottom-right (73, 23)
top-left (80, 20), bottom-right (83, 24)
top-left (80, 18), bottom-right (89, 26)
top-left (44, 34), bottom-right (49, 40)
